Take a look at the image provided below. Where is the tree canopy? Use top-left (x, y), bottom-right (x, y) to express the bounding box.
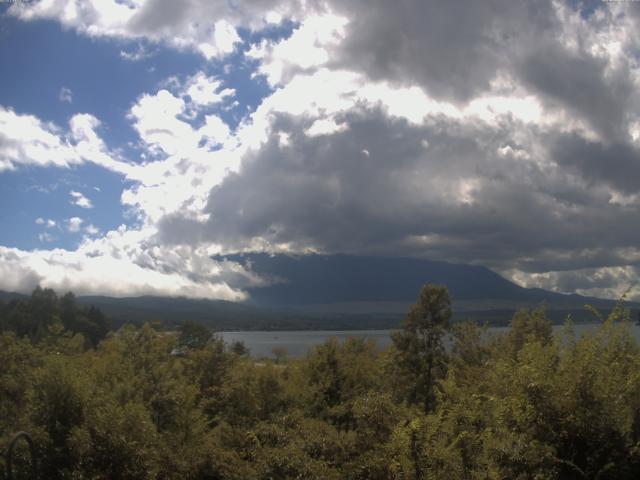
top-left (1, 286), bottom-right (640, 479)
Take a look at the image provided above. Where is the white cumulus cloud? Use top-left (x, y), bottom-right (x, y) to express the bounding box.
top-left (183, 72), bottom-right (235, 108)
top-left (67, 217), bottom-right (84, 233)
top-left (35, 218), bottom-right (57, 228)
top-left (7, 0), bottom-right (304, 60)
top-left (69, 191), bottom-right (93, 209)
top-left (59, 87), bottom-right (73, 103)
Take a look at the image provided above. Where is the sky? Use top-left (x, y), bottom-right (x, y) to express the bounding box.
top-left (0, 0), bottom-right (639, 301)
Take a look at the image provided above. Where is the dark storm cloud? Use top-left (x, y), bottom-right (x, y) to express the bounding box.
top-left (145, 0), bottom-right (640, 297)
top-left (517, 45), bottom-right (635, 140)
top-left (326, 0), bottom-right (558, 103)
top-left (551, 133), bottom-right (640, 194)
top-left (321, 0), bottom-right (639, 144)
top-left (162, 110), bottom-right (441, 251)
top-left (156, 105), bottom-right (640, 277)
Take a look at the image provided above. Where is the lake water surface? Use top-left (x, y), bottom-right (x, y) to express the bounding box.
top-left (221, 323), bottom-right (640, 359)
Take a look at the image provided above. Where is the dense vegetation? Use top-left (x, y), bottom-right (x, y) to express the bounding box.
top-left (2, 285), bottom-right (640, 479)
top-left (0, 287), bottom-right (110, 347)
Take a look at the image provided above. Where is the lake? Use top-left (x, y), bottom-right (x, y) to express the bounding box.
top-left (220, 323), bottom-right (640, 359)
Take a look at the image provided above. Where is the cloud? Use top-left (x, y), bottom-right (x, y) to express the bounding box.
top-left (0, 106), bottom-right (81, 172)
top-left (550, 133), bottom-right (640, 195)
top-left (155, 63), bottom-right (640, 299)
top-left (67, 217), bottom-right (84, 233)
top-left (182, 72), bottom-right (235, 108)
top-left (119, 43), bottom-right (153, 61)
top-left (122, 83), bottom-right (238, 225)
top-left (126, 74), bottom-right (234, 157)
top-left (35, 218), bottom-right (56, 228)
top-left (0, 229), bottom-right (263, 300)
top-left (59, 87), bottom-right (73, 103)
top-left (69, 190), bottom-right (93, 209)
top-left (247, 13), bottom-right (348, 86)
top-left (249, 1), bottom-right (640, 142)
top-left (4, 0), bottom-right (640, 302)
top-left (516, 42), bottom-right (635, 142)
top-left (0, 106), bottom-right (133, 174)
top-left (8, 0), bottom-right (303, 60)
top-left (324, 1), bottom-right (558, 102)
top-left (128, 89), bottom-right (194, 156)
top-left (38, 232), bottom-right (55, 243)
top-left (0, 73), bottom-right (255, 299)
top-left (85, 224), bottom-right (100, 235)
top-left (512, 266), bottom-right (640, 302)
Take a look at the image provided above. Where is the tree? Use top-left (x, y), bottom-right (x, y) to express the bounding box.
top-left (178, 321), bottom-right (213, 350)
top-left (230, 340), bottom-right (249, 356)
top-left (59, 291), bottom-right (77, 331)
top-left (505, 306), bottom-right (553, 356)
top-left (30, 287), bottom-right (59, 335)
top-left (271, 346), bottom-right (288, 364)
top-left (391, 284), bottom-right (451, 413)
top-left (83, 304), bottom-right (111, 345)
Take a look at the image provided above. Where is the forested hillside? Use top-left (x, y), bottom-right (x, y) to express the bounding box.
top-left (2, 286), bottom-right (640, 478)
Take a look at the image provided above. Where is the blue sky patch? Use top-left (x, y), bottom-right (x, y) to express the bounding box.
top-left (0, 10), bottom-right (294, 251)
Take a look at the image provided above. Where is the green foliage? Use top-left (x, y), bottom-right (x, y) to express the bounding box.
top-left (386, 304), bottom-right (640, 479)
top-left (391, 284), bottom-right (452, 413)
top-left (2, 286), bottom-right (640, 479)
top-left (0, 287), bottom-right (111, 346)
top-left (28, 355), bottom-right (90, 478)
top-left (230, 339), bottom-right (250, 356)
top-left (178, 320), bottom-right (213, 350)
top-left (0, 333), bottom-right (43, 449)
top-left (304, 337), bottom-right (381, 429)
top-left (505, 306), bottom-right (553, 356)
top-left (271, 345), bottom-right (288, 363)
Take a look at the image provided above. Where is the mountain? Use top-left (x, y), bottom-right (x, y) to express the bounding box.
top-left (73, 295), bottom-right (323, 330)
top-left (0, 290), bottom-right (28, 302)
top-left (201, 252), bottom-right (635, 327)
top-left (219, 253), bottom-right (618, 308)
top-left (1, 254), bottom-right (635, 329)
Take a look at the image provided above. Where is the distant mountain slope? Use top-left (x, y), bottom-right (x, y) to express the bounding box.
top-left (217, 253), bottom-right (614, 308)
top-left (0, 290), bottom-right (27, 302)
top-left (1, 254), bottom-right (635, 329)
top-left (73, 295), bottom-right (315, 330)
